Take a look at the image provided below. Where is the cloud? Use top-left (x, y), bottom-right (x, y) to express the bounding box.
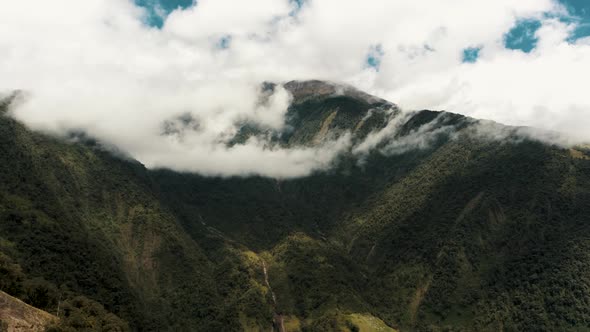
top-left (142, 133), bottom-right (352, 178)
top-left (384, 18), bottom-right (590, 142)
top-left (0, 0), bottom-right (588, 177)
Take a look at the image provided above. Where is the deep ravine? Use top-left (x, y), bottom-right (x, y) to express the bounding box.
top-left (262, 260), bottom-right (285, 332)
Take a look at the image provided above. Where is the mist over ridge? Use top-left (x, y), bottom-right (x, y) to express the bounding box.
top-left (2, 0), bottom-right (590, 178)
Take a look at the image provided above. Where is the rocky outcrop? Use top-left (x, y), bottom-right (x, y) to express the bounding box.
top-left (0, 291), bottom-right (58, 332)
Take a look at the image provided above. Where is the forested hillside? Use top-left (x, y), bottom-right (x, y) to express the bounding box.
top-left (1, 82), bottom-right (590, 331)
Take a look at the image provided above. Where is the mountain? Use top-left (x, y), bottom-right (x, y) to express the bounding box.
top-left (1, 81), bottom-right (590, 331)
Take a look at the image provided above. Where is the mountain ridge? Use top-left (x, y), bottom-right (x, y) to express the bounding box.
top-left (1, 82), bottom-right (590, 331)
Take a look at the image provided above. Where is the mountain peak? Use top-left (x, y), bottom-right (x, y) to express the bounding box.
top-left (2, 79), bottom-right (590, 331)
top-left (283, 79), bottom-right (394, 107)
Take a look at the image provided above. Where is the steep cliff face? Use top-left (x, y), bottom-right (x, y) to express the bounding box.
top-left (1, 83), bottom-right (590, 331)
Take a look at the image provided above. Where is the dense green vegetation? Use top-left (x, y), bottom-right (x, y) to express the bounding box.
top-left (1, 82), bottom-right (590, 331)
top-left (0, 99), bottom-right (273, 331)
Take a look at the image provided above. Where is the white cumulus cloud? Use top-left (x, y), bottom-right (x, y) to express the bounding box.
top-left (0, 0), bottom-right (588, 177)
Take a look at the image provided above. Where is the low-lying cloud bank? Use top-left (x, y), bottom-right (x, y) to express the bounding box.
top-left (1, 0), bottom-right (589, 177)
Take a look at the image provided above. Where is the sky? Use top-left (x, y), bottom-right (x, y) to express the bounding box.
top-left (138, 0), bottom-right (590, 52)
top-left (1, 0), bottom-right (589, 177)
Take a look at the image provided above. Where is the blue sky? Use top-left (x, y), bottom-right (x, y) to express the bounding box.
top-left (495, 0), bottom-right (589, 58)
top-left (137, 0), bottom-right (304, 27)
top-left (135, 0), bottom-right (193, 27)
top-left (563, 0), bottom-right (590, 39)
top-left (502, 0), bottom-right (590, 53)
top-left (137, 0), bottom-right (590, 63)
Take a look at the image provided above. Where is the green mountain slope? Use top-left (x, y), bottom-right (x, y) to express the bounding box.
top-left (0, 97), bottom-right (274, 331)
top-left (1, 82), bottom-right (590, 331)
